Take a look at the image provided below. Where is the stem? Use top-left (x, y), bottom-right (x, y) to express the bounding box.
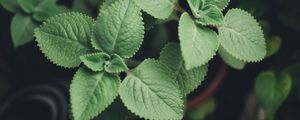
top-left (175, 4), bottom-right (185, 13)
top-left (186, 62), bottom-right (228, 110)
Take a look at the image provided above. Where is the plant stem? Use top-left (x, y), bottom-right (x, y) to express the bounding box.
top-left (175, 4), bottom-right (185, 13)
top-left (186, 62), bottom-right (229, 110)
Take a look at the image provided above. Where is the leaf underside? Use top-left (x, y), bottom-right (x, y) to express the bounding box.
top-left (218, 46), bottom-right (246, 70)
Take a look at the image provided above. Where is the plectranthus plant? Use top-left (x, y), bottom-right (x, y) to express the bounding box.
top-left (33, 0), bottom-right (266, 119)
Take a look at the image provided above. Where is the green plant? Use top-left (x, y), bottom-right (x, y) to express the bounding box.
top-left (33, 0), bottom-right (266, 120)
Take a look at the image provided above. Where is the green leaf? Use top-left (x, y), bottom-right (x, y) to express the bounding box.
top-left (179, 12), bottom-right (219, 70)
top-left (187, 97), bottom-right (216, 120)
top-left (283, 64), bottom-right (300, 102)
top-left (195, 4), bottom-right (223, 26)
top-left (159, 43), bottom-right (208, 96)
top-left (35, 12), bottom-right (94, 68)
top-left (11, 13), bottom-right (37, 48)
top-left (17, 0), bottom-right (42, 13)
top-left (0, 0), bottom-right (19, 13)
top-left (255, 71), bottom-right (292, 120)
top-left (92, 0), bottom-right (144, 58)
top-left (80, 52), bottom-right (110, 72)
top-left (32, 0), bottom-right (65, 21)
top-left (204, 0), bottom-right (229, 11)
top-left (187, 0), bottom-right (203, 17)
top-left (134, 0), bottom-right (177, 19)
top-left (266, 36), bottom-right (281, 58)
top-left (71, 67), bottom-right (120, 120)
top-left (104, 54), bottom-right (128, 73)
top-left (119, 59), bottom-right (184, 120)
top-left (219, 9), bottom-right (266, 62)
top-left (218, 46), bottom-right (246, 70)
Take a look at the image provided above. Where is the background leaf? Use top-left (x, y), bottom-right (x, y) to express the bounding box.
top-left (11, 13), bottom-right (37, 48)
top-left (255, 71), bottom-right (292, 120)
top-left (71, 67), bottom-right (120, 120)
top-left (219, 9), bottom-right (266, 62)
top-left (134, 0), bottom-right (177, 19)
top-left (0, 0), bottom-right (19, 13)
top-left (187, 97), bottom-right (216, 120)
top-left (92, 0), bottom-right (144, 58)
top-left (119, 59), bottom-right (184, 120)
top-left (35, 12), bottom-right (94, 68)
top-left (159, 43), bottom-right (208, 96)
top-left (179, 12), bottom-right (219, 70)
top-left (32, 0), bottom-right (65, 21)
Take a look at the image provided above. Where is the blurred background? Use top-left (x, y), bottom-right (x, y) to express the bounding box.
top-left (0, 0), bottom-right (300, 120)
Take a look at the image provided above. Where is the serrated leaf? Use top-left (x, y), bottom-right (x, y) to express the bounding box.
top-left (71, 67), bottom-right (120, 120)
top-left (219, 9), bottom-right (266, 62)
top-left (179, 12), bottom-right (219, 70)
top-left (104, 54), bottom-right (128, 73)
top-left (119, 59), bottom-right (184, 120)
top-left (195, 4), bottom-right (224, 26)
top-left (80, 52), bottom-right (110, 72)
top-left (218, 46), bottom-right (245, 70)
top-left (255, 71), bottom-right (292, 120)
top-left (204, 0), bottom-right (229, 11)
top-left (11, 13), bottom-right (37, 48)
top-left (187, 0), bottom-right (204, 17)
top-left (32, 0), bottom-right (65, 21)
top-left (160, 43), bottom-right (208, 96)
top-left (134, 0), bottom-right (177, 19)
top-left (35, 12), bottom-right (94, 68)
top-left (0, 0), bottom-right (19, 13)
top-left (92, 0), bottom-right (144, 58)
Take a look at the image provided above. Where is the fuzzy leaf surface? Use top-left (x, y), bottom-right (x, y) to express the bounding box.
top-left (80, 52), bottom-right (110, 72)
top-left (179, 12), bottom-right (219, 70)
top-left (92, 0), bottom-right (144, 58)
top-left (218, 46), bottom-right (245, 70)
top-left (71, 67), bottom-right (120, 120)
top-left (160, 43), bottom-right (208, 96)
top-left (204, 0), bottom-right (229, 11)
top-left (255, 71), bottom-right (292, 120)
top-left (104, 54), bottom-right (128, 73)
top-left (219, 9), bottom-right (266, 62)
top-left (119, 59), bottom-right (184, 120)
top-left (134, 0), bottom-right (177, 19)
top-left (35, 12), bottom-right (94, 68)
top-left (195, 4), bottom-right (223, 26)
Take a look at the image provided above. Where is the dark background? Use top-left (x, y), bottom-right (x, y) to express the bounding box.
top-left (0, 0), bottom-right (300, 120)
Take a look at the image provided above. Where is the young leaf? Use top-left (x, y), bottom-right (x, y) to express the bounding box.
top-left (11, 13), bottom-right (37, 48)
top-left (218, 46), bottom-right (246, 70)
top-left (187, 0), bottom-right (204, 17)
top-left (80, 52), bottom-right (110, 72)
top-left (195, 4), bottom-right (224, 26)
top-left (32, 0), bottom-right (65, 21)
top-left (134, 0), bottom-right (177, 19)
top-left (203, 0), bottom-right (230, 11)
top-left (219, 9), bottom-right (266, 62)
top-left (119, 59), bottom-right (184, 120)
top-left (104, 54), bottom-right (128, 73)
top-left (0, 0), bottom-right (19, 13)
top-left (159, 43), bottom-right (208, 96)
top-left (92, 0), bottom-right (144, 58)
top-left (35, 12), bottom-right (94, 68)
top-left (179, 12), bottom-right (219, 70)
top-left (255, 71), bottom-right (292, 120)
top-left (71, 67), bottom-right (120, 120)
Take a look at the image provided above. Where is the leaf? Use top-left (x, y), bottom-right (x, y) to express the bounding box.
top-left (187, 0), bottom-right (203, 17)
top-left (219, 9), bottom-right (266, 62)
top-left (80, 52), bottom-right (110, 72)
top-left (218, 46), bottom-right (246, 70)
top-left (92, 0), bottom-right (144, 58)
top-left (11, 13), bottom-right (37, 48)
top-left (32, 0), bottom-right (65, 21)
top-left (70, 67), bottom-right (120, 120)
top-left (255, 71), bottom-right (292, 120)
top-left (134, 0), bottom-right (177, 19)
top-left (17, 0), bottom-right (40, 13)
top-left (204, 0), bottom-right (230, 11)
top-left (104, 54), bottom-right (128, 73)
top-left (35, 12), bottom-right (94, 68)
top-left (119, 59), bottom-right (184, 120)
top-left (195, 4), bottom-right (224, 26)
top-left (159, 43), bottom-right (208, 96)
top-left (283, 64), bottom-right (300, 102)
top-left (266, 36), bottom-right (281, 58)
top-left (179, 12), bottom-right (219, 70)
top-left (0, 0), bottom-right (19, 13)
top-left (187, 97), bottom-right (216, 120)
